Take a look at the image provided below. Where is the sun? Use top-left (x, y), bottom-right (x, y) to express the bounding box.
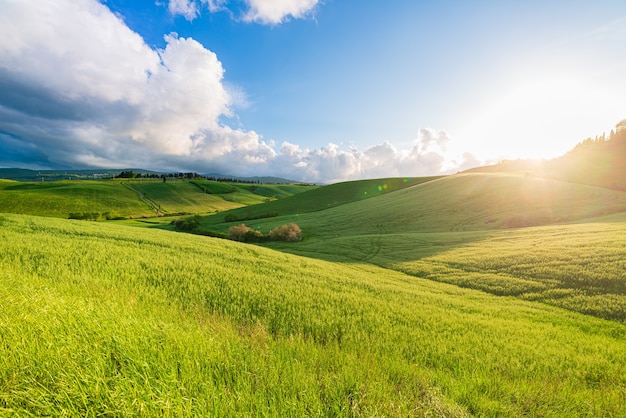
top-left (457, 73), bottom-right (624, 163)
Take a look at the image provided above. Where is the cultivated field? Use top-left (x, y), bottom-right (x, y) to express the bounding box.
top-left (1, 171), bottom-right (626, 416)
top-left (1, 214), bottom-right (625, 416)
top-left (210, 173), bottom-right (626, 322)
top-left (0, 178), bottom-right (314, 220)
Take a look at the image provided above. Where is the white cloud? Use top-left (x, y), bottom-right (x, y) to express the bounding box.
top-left (0, 0), bottom-right (478, 183)
top-left (263, 129), bottom-right (478, 183)
top-left (201, 0), bottom-right (229, 13)
top-left (168, 0), bottom-right (199, 20)
top-left (0, 0), bottom-right (159, 103)
top-left (243, 0), bottom-right (319, 24)
top-left (0, 0), bottom-right (232, 161)
top-left (169, 0), bottom-right (319, 24)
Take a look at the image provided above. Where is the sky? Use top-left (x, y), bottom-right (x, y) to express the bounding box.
top-left (0, 0), bottom-right (625, 183)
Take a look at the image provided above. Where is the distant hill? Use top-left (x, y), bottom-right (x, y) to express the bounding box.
top-left (203, 173), bottom-right (303, 184)
top-left (0, 177), bottom-right (314, 219)
top-left (466, 119), bottom-right (626, 190)
top-left (0, 168), bottom-right (303, 185)
top-left (0, 168), bottom-right (157, 181)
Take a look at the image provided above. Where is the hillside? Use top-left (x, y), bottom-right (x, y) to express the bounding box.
top-left (0, 178), bottom-right (314, 219)
top-left (207, 172), bottom-right (626, 235)
top-left (467, 120), bottom-right (626, 190)
top-left (0, 179), bottom-right (154, 219)
top-left (205, 172), bottom-right (626, 321)
top-left (1, 213), bottom-right (625, 416)
top-left (201, 176), bottom-right (442, 226)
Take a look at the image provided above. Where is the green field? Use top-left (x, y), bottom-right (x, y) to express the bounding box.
top-left (200, 176), bottom-right (441, 226)
top-left (0, 178), bottom-right (314, 220)
top-left (1, 213), bottom-right (625, 416)
top-left (0, 179), bottom-right (153, 218)
top-left (2, 171), bottom-right (626, 415)
top-left (126, 179), bottom-right (245, 214)
top-left (202, 173), bottom-right (626, 322)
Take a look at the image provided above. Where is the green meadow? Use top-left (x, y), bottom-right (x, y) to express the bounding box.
top-left (0, 179), bottom-right (152, 219)
top-left (210, 173), bottom-right (626, 322)
top-left (0, 178), bottom-right (314, 220)
top-left (1, 171), bottom-right (626, 416)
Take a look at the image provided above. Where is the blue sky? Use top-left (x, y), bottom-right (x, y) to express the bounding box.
top-left (0, 0), bottom-right (625, 182)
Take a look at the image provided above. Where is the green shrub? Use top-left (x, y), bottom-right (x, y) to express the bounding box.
top-left (172, 215), bottom-right (201, 232)
top-left (228, 223), bottom-right (302, 243)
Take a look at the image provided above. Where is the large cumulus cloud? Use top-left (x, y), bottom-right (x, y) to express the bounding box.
top-left (0, 0), bottom-right (477, 183)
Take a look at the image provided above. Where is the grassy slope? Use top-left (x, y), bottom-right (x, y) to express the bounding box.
top-left (1, 213), bottom-right (625, 416)
top-left (0, 179), bottom-right (314, 219)
top-left (0, 179), bottom-right (153, 218)
top-left (201, 176), bottom-right (441, 227)
top-left (212, 173), bottom-right (626, 321)
top-left (189, 179), bottom-right (317, 206)
top-left (128, 179), bottom-right (244, 214)
top-left (205, 173), bottom-right (626, 234)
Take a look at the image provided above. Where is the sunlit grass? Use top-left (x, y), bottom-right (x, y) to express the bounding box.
top-left (201, 176), bottom-right (440, 228)
top-left (128, 178), bottom-right (244, 214)
top-left (0, 179), bottom-right (152, 218)
top-left (1, 213), bottom-right (625, 416)
top-left (0, 178), bottom-right (314, 220)
top-left (214, 173), bottom-right (626, 321)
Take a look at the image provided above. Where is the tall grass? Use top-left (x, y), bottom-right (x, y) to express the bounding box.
top-left (264, 216), bottom-right (626, 322)
top-left (1, 213), bottom-right (625, 416)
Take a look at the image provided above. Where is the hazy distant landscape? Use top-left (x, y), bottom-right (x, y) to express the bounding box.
top-left (1, 126), bottom-right (626, 416)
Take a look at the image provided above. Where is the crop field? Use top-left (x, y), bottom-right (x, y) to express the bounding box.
top-left (1, 213), bottom-right (625, 416)
top-left (0, 178), bottom-right (313, 220)
top-left (201, 176), bottom-right (441, 227)
top-left (0, 179), bottom-right (153, 218)
top-left (275, 220), bottom-right (626, 322)
top-left (126, 179), bottom-right (245, 214)
top-left (204, 173), bottom-right (626, 322)
top-left (2, 172), bottom-right (626, 416)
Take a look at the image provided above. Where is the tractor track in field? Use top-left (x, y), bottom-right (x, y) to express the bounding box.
top-left (121, 182), bottom-right (165, 216)
top-left (362, 223), bottom-right (387, 262)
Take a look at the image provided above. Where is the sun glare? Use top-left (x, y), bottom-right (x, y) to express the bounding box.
top-left (459, 74), bottom-right (623, 162)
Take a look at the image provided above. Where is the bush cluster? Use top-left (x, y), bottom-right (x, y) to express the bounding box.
top-left (171, 215), bottom-right (201, 232)
top-left (268, 223), bottom-right (303, 242)
top-left (227, 223), bottom-right (302, 243)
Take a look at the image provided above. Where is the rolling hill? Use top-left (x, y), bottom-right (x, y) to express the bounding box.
top-left (200, 176), bottom-right (442, 226)
top-left (2, 136), bottom-right (626, 415)
top-left (467, 119), bottom-right (626, 191)
top-left (1, 213), bottom-right (624, 416)
top-left (202, 172), bottom-right (626, 322)
top-left (0, 178), bottom-right (315, 219)
top-left (206, 172), bottom-right (626, 236)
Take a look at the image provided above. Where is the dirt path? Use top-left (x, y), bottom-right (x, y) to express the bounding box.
top-left (122, 182), bottom-right (165, 216)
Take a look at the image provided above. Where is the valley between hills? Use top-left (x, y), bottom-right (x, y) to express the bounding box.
top-left (1, 131), bottom-right (626, 416)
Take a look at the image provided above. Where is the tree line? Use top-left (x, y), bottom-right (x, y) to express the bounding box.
top-left (115, 170), bottom-right (290, 184)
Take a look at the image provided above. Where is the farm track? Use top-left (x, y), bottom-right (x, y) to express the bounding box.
top-left (362, 223), bottom-right (387, 262)
top-left (122, 182), bottom-right (164, 216)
